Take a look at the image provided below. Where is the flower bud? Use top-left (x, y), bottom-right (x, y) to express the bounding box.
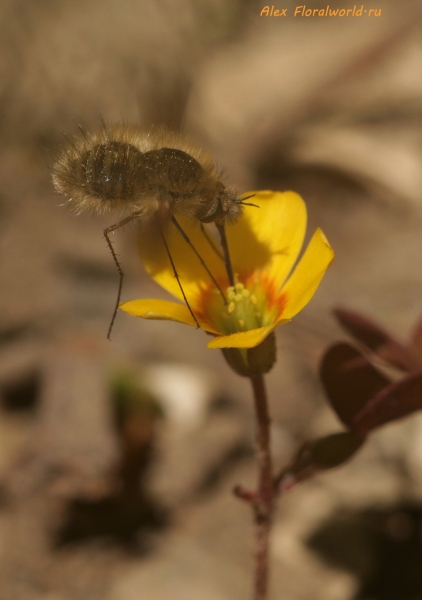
top-left (221, 332), bottom-right (276, 377)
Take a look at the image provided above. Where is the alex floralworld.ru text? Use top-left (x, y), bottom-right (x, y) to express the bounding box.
top-left (260, 5), bottom-right (382, 16)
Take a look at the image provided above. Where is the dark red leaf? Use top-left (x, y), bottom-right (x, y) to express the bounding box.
top-left (276, 432), bottom-right (366, 493)
top-left (309, 431), bottom-right (365, 469)
top-left (353, 372), bottom-right (422, 434)
top-left (320, 342), bottom-right (390, 428)
top-left (334, 308), bottom-right (391, 349)
top-left (334, 308), bottom-right (418, 372)
top-left (410, 316), bottom-right (422, 360)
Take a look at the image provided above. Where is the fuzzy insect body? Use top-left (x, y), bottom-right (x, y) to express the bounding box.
top-left (52, 122), bottom-right (246, 338)
top-left (52, 124), bottom-right (241, 225)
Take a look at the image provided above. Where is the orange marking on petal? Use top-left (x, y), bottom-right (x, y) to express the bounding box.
top-left (275, 291), bottom-right (287, 320)
top-left (193, 279), bottom-right (227, 333)
top-left (243, 273), bottom-right (285, 320)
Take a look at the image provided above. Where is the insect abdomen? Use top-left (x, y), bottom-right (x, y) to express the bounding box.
top-left (79, 141), bottom-right (146, 202)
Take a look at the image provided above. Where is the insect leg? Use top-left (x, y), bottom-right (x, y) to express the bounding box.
top-left (216, 222), bottom-right (235, 287)
top-left (172, 217), bottom-right (227, 304)
top-left (104, 212), bottom-right (141, 339)
top-left (200, 224), bottom-right (224, 260)
top-left (159, 227), bottom-right (200, 328)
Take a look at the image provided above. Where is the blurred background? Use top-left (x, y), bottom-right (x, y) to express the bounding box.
top-left (1, 0), bottom-right (422, 598)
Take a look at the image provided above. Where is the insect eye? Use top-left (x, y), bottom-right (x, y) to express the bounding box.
top-left (200, 199), bottom-right (223, 223)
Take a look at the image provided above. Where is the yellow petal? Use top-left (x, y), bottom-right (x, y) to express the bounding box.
top-left (207, 321), bottom-right (290, 349)
top-left (120, 298), bottom-right (218, 333)
top-left (279, 228), bottom-right (334, 320)
top-left (137, 219), bottom-right (227, 308)
top-left (227, 191), bottom-right (307, 289)
top-left (137, 191), bottom-right (308, 307)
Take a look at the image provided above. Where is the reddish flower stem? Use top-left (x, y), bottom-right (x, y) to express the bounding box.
top-left (250, 373), bottom-right (275, 600)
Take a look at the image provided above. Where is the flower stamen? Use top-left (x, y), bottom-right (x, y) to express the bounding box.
top-left (199, 277), bottom-right (283, 336)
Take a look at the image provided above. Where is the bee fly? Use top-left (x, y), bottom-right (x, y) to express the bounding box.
top-left (52, 122), bottom-right (254, 338)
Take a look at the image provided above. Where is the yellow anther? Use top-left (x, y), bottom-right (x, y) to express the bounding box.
top-left (235, 283), bottom-right (244, 292)
top-left (228, 302), bottom-right (235, 313)
top-left (241, 289), bottom-right (250, 298)
top-left (234, 293), bottom-right (243, 302)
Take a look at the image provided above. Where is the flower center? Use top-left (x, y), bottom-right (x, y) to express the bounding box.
top-left (198, 279), bottom-right (283, 335)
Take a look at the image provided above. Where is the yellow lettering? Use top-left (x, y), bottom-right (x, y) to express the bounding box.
top-left (294, 6), bottom-right (304, 16)
top-left (260, 6), bottom-right (270, 15)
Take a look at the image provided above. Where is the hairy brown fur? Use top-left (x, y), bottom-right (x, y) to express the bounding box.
top-left (52, 123), bottom-right (242, 224)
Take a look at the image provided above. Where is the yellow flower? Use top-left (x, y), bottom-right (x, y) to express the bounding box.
top-left (120, 191), bottom-right (334, 349)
